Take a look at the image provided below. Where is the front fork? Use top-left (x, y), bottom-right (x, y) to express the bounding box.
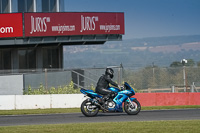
top-left (127, 97), bottom-right (136, 107)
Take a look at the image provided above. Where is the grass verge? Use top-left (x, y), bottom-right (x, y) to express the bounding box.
top-left (0, 120), bottom-right (199, 133)
top-left (0, 105), bottom-right (199, 115)
top-left (0, 108), bottom-right (80, 115)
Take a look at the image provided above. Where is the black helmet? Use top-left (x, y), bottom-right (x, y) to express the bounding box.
top-left (105, 68), bottom-right (114, 78)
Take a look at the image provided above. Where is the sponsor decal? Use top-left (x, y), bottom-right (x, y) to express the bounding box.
top-left (80, 15), bottom-right (98, 32)
top-left (24, 12), bottom-right (124, 37)
top-left (100, 24), bottom-right (121, 33)
top-left (0, 13), bottom-right (23, 38)
top-left (30, 16), bottom-right (50, 34)
top-left (0, 26), bottom-right (13, 34)
top-left (52, 24), bottom-right (75, 33)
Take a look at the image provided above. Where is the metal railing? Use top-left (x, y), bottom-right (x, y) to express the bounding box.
top-left (0, 66), bottom-right (123, 93)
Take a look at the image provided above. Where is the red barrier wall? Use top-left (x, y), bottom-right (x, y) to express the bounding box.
top-left (134, 93), bottom-right (200, 106)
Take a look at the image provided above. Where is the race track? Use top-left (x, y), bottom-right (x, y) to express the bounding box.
top-left (0, 109), bottom-right (199, 126)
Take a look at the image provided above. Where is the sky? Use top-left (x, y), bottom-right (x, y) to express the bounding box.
top-left (64, 0), bottom-right (200, 39)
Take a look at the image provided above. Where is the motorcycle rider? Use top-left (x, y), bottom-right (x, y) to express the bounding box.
top-left (95, 68), bottom-right (121, 102)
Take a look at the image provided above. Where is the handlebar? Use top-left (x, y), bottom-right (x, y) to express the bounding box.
top-left (117, 85), bottom-right (125, 91)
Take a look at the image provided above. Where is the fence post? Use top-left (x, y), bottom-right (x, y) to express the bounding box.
top-left (45, 68), bottom-right (48, 90)
top-left (148, 88), bottom-right (151, 93)
top-left (77, 72), bottom-right (80, 89)
top-left (118, 64), bottom-right (123, 85)
top-left (190, 85), bottom-right (194, 92)
top-left (171, 85), bottom-right (175, 93)
top-left (183, 66), bottom-right (187, 92)
top-left (118, 67), bottom-right (120, 85)
top-left (118, 66), bottom-right (122, 85)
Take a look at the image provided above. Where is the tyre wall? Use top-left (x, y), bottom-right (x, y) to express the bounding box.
top-left (134, 92), bottom-right (200, 106)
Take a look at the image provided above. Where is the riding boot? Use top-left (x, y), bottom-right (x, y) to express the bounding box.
top-left (98, 98), bottom-right (104, 104)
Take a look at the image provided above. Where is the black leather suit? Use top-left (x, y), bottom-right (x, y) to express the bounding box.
top-left (95, 74), bottom-right (118, 95)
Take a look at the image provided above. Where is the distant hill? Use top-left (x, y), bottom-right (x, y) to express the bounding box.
top-left (63, 35), bottom-right (200, 69)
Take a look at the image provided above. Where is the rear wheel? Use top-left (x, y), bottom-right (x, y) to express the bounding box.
top-left (124, 99), bottom-right (141, 115)
top-left (81, 99), bottom-right (99, 117)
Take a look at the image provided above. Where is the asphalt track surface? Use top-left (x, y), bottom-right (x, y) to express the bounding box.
top-left (0, 109), bottom-right (199, 126)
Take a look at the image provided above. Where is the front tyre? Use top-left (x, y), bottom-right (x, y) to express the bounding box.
top-left (81, 99), bottom-right (99, 117)
top-left (124, 99), bottom-right (141, 115)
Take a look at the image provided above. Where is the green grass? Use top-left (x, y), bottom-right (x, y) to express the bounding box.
top-left (0, 108), bottom-right (80, 115)
top-left (0, 120), bottom-right (199, 133)
top-left (0, 105), bottom-right (200, 115)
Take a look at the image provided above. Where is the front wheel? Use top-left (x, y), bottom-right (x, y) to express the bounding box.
top-left (124, 99), bottom-right (141, 115)
top-left (81, 99), bottom-right (99, 117)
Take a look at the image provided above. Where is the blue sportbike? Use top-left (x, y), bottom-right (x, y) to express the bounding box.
top-left (80, 82), bottom-right (141, 117)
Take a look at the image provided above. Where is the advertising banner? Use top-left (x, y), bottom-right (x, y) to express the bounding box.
top-left (24, 12), bottom-right (124, 37)
top-left (0, 13), bottom-right (23, 38)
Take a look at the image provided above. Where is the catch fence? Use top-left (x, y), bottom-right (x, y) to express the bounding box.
top-left (124, 67), bottom-right (200, 93)
top-left (0, 66), bottom-right (200, 95)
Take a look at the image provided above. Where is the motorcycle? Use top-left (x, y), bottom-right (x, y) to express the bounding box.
top-left (80, 82), bottom-right (141, 117)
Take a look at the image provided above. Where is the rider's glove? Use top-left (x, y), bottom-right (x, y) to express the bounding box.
top-left (120, 86), bottom-right (124, 90)
top-left (118, 85), bottom-right (121, 88)
top-left (118, 85), bottom-right (124, 90)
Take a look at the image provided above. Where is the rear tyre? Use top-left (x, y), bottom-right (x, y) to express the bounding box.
top-left (124, 99), bottom-right (141, 115)
top-left (81, 99), bottom-right (99, 117)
